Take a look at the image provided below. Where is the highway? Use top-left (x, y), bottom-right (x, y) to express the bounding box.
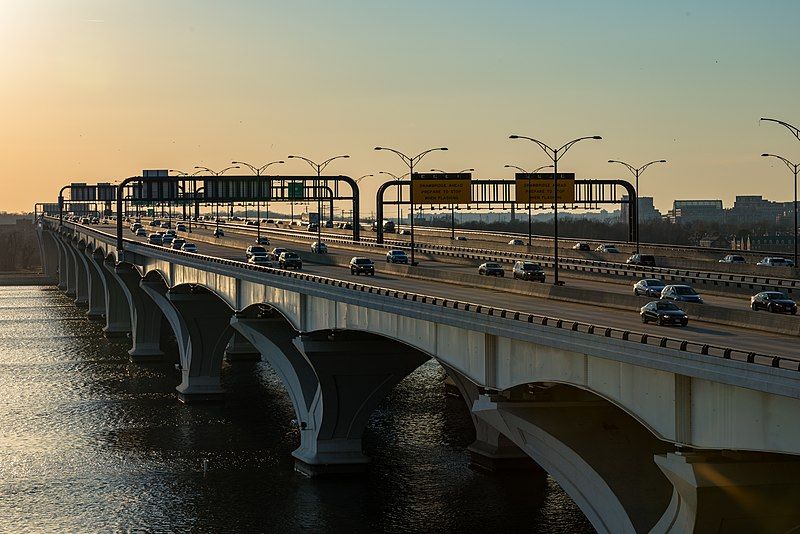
top-left (101, 221), bottom-right (800, 359)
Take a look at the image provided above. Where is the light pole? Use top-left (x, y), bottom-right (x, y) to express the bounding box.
top-left (509, 134), bottom-right (601, 285)
top-left (374, 146), bottom-right (448, 265)
top-left (287, 154), bottom-right (349, 250)
top-left (379, 171), bottom-right (410, 228)
top-left (232, 160), bottom-right (285, 242)
top-left (194, 165), bottom-right (239, 234)
top-left (430, 168), bottom-right (474, 239)
top-left (169, 170), bottom-right (190, 231)
top-left (761, 153), bottom-right (799, 267)
top-left (505, 164), bottom-right (554, 246)
top-left (761, 117), bottom-right (800, 141)
top-left (607, 158), bottom-right (667, 253)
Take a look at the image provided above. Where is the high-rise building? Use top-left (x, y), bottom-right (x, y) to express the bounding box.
top-left (669, 200), bottom-right (724, 224)
top-left (620, 196), bottom-right (662, 223)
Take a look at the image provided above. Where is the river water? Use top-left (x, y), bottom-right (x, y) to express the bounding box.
top-left (0, 286), bottom-right (593, 533)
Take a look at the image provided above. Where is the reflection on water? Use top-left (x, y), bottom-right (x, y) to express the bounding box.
top-left (0, 287), bottom-right (593, 532)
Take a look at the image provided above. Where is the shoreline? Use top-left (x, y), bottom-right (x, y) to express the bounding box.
top-left (0, 272), bottom-right (54, 286)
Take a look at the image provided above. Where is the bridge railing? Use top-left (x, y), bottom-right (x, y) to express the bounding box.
top-left (49, 218), bottom-right (800, 374)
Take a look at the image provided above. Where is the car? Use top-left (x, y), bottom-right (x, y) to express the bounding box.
top-left (756, 257), bottom-right (795, 267)
top-left (572, 242), bottom-right (591, 251)
top-left (633, 278), bottom-right (667, 297)
top-left (150, 220), bottom-right (161, 227)
top-left (176, 223), bottom-right (187, 232)
top-left (386, 250), bottom-right (409, 264)
top-left (136, 227), bottom-right (148, 237)
top-left (508, 239), bottom-right (525, 246)
top-left (171, 238), bottom-right (186, 250)
top-left (213, 228), bottom-right (225, 238)
top-left (81, 217), bottom-right (91, 224)
top-left (248, 255), bottom-right (272, 267)
top-left (231, 216), bottom-right (242, 221)
top-left (455, 236), bottom-right (467, 241)
top-left (311, 241), bottom-right (328, 254)
top-left (165, 229), bottom-right (177, 237)
top-left (278, 251), bottom-right (303, 270)
top-left (626, 254), bottom-right (656, 267)
top-left (640, 301), bottom-right (689, 326)
top-left (661, 284), bottom-right (703, 304)
top-left (161, 235), bottom-right (175, 246)
top-left (750, 291), bottom-right (797, 314)
top-left (131, 223), bottom-right (142, 232)
top-left (596, 244), bottom-right (620, 253)
top-left (478, 262), bottom-right (504, 277)
top-left (147, 233), bottom-right (163, 245)
top-left (512, 261), bottom-right (545, 282)
top-left (269, 247), bottom-right (287, 261)
top-left (256, 236), bottom-right (270, 245)
top-left (246, 245), bottom-right (268, 260)
top-left (342, 222), bottom-right (353, 230)
top-left (181, 243), bottom-right (197, 253)
top-left (307, 223), bottom-right (319, 232)
top-left (719, 254), bottom-right (746, 264)
top-left (399, 229), bottom-right (411, 235)
top-left (160, 221), bottom-right (171, 229)
top-left (350, 257), bottom-right (375, 275)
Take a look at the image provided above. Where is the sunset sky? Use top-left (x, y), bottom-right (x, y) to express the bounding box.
top-left (1, 0), bottom-right (799, 214)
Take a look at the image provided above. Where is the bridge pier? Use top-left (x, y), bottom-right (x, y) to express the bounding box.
top-left (224, 331), bottom-right (261, 362)
top-left (38, 228), bottom-right (59, 282)
top-left (140, 281), bottom-right (233, 402)
top-left (68, 243), bottom-right (89, 306)
top-left (108, 263), bottom-right (164, 361)
top-left (443, 364), bottom-right (540, 473)
top-left (78, 248), bottom-right (106, 320)
top-left (54, 235), bottom-right (68, 290)
top-left (652, 451), bottom-right (800, 533)
top-left (92, 254), bottom-right (131, 337)
top-left (61, 239), bottom-right (77, 297)
top-left (290, 330), bottom-right (429, 476)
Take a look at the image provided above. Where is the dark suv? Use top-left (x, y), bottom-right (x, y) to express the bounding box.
top-left (626, 254), bottom-right (656, 266)
top-left (350, 257), bottom-right (375, 276)
top-left (278, 251), bottom-right (302, 270)
top-left (512, 261), bottom-right (545, 282)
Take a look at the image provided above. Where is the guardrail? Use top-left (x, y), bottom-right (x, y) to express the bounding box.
top-left (48, 217), bottom-right (800, 374)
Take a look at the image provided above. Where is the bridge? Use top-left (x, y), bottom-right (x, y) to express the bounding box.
top-left (37, 216), bottom-right (800, 533)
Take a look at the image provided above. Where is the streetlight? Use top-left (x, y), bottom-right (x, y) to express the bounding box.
top-left (374, 146), bottom-right (448, 265)
top-left (505, 163), bottom-right (554, 246)
top-left (194, 165), bottom-right (239, 233)
top-left (287, 154), bottom-right (349, 251)
top-left (761, 153), bottom-right (799, 267)
top-left (379, 171), bottom-right (410, 228)
top-left (232, 160), bottom-right (285, 242)
top-left (431, 168), bottom-right (474, 240)
top-left (761, 117), bottom-right (800, 141)
top-left (509, 134), bottom-right (601, 285)
top-left (607, 158), bottom-right (667, 253)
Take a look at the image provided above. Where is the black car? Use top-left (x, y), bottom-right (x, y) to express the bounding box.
top-left (640, 301), bottom-right (689, 326)
top-left (256, 236), bottom-right (270, 245)
top-left (171, 238), bottom-right (186, 250)
top-left (627, 254), bottom-right (656, 267)
top-left (572, 242), bottom-right (590, 251)
top-left (750, 291), bottom-right (797, 314)
top-left (478, 262), bottom-right (504, 277)
top-left (512, 261), bottom-right (545, 282)
top-left (386, 250), bottom-right (409, 264)
top-left (213, 228), bottom-right (224, 237)
top-left (350, 257), bottom-right (375, 275)
top-left (278, 252), bottom-right (302, 270)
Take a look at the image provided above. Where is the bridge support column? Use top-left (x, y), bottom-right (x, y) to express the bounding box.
top-left (66, 243), bottom-right (89, 306)
top-left (652, 451), bottom-right (800, 533)
top-left (224, 331), bottom-right (261, 362)
top-left (91, 255), bottom-right (131, 337)
top-left (139, 282), bottom-right (233, 402)
top-left (38, 229), bottom-right (59, 282)
top-left (443, 364), bottom-right (538, 473)
top-left (79, 249), bottom-right (105, 319)
top-left (107, 263), bottom-right (164, 360)
top-left (54, 236), bottom-right (68, 290)
top-left (61, 239), bottom-right (76, 297)
top-left (290, 330), bottom-right (428, 476)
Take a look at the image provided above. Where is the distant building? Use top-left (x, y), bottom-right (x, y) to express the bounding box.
top-left (620, 196), bottom-right (662, 223)
top-left (669, 200), bottom-right (724, 224)
top-left (744, 234), bottom-right (795, 253)
top-left (726, 195), bottom-right (790, 225)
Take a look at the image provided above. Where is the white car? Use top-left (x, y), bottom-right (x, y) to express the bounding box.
top-left (756, 257), bottom-right (795, 267)
top-left (596, 244), bottom-right (620, 253)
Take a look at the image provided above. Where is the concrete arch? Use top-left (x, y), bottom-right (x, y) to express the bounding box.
top-left (138, 276), bottom-right (236, 401)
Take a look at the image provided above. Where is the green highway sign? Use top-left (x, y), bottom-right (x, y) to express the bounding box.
top-left (288, 182), bottom-right (304, 199)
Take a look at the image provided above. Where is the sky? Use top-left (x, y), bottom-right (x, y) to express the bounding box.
top-left (1, 0), bottom-right (799, 214)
